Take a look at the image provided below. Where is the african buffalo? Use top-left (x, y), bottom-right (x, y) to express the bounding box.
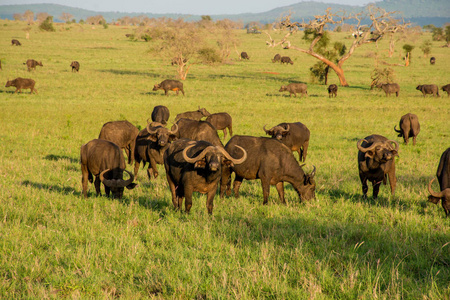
top-left (394, 113), bottom-right (420, 145)
top-left (220, 135), bottom-right (316, 204)
top-left (153, 79), bottom-right (185, 96)
top-left (241, 52), bottom-right (249, 60)
top-left (427, 148), bottom-right (450, 217)
top-left (205, 112), bottom-right (233, 140)
top-left (280, 56), bottom-right (294, 65)
top-left (272, 54), bottom-right (281, 63)
top-left (377, 83), bottom-right (400, 97)
top-left (11, 39), bottom-right (21, 46)
top-left (416, 84), bottom-right (440, 97)
top-left (98, 120), bottom-right (139, 165)
top-left (70, 61), bottom-right (80, 72)
top-left (5, 77), bottom-right (37, 94)
top-left (441, 84), bottom-right (450, 97)
top-left (327, 84), bottom-right (338, 97)
top-left (81, 139), bottom-right (137, 199)
top-left (134, 122), bottom-right (178, 179)
top-left (175, 107), bottom-right (211, 121)
top-left (172, 118), bottom-right (223, 147)
top-left (430, 57), bottom-right (435, 65)
top-left (357, 135), bottom-right (399, 199)
top-left (263, 122), bottom-right (310, 162)
top-left (24, 59), bottom-right (43, 72)
top-left (279, 83), bottom-right (307, 97)
top-left (164, 139), bottom-right (247, 214)
top-left (151, 105), bottom-right (170, 125)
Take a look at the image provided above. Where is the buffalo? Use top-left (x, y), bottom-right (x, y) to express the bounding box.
top-left (5, 77), bottom-right (37, 94)
top-left (441, 84), bottom-right (450, 97)
top-left (151, 105), bottom-right (170, 125)
top-left (11, 39), bottom-right (21, 46)
top-left (280, 56), bottom-right (294, 65)
top-left (205, 112), bottom-right (233, 140)
top-left (98, 120), bottom-right (139, 165)
top-left (134, 122), bottom-right (178, 179)
top-left (327, 84), bottom-right (338, 97)
top-left (377, 83), bottom-right (400, 97)
top-left (394, 113), bottom-right (420, 145)
top-left (430, 57), bottom-right (436, 65)
top-left (357, 135), bottom-right (399, 199)
top-left (153, 79), bottom-right (185, 96)
top-left (272, 54), bottom-right (281, 63)
top-left (241, 52), bottom-right (249, 60)
top-left (24, 59), bottom-right (43, 72)
top-left (164, 139), bottom-right (247, 214)
top-left (279, 83), bottom-right (307, 97)
top-left (175, 107), bottom-right (211, 121)
top-left (427, 148), bottom-right (450, 217)
top-left (172, 118), bottom-right (223, 147)
top-left (220, 135), bottom-right (316, 204)
top-left (80, 139), bottom-right (137, 199)
top-left (70, 61), bottom-right (80, 72)
top-left (416, 84), bottom-right (440, 97)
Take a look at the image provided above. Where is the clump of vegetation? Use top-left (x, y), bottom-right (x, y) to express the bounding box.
top-left (197, 47), bottom-right (221, 64)
top-left (370, 67), bottom-right (396, 89)
top-left (39, 16), bottom-right (55, 32)
top-left (402, 44), bottom-right (414, 63)
top-left (420, 40), bottom-right (432, 57)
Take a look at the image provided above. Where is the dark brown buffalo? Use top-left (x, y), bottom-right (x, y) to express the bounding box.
top-left (272, 53), bottom-right (281, 63)
top-left (11, 39), bottom-right (21, 46)
top-left (427, 148), bottom-right (450, 217)
top-left (164, 139), bottom-right (247, 214)
top-left (98, 120), bottom-right (139, 165)
top-left (153, 79), bottom-right (185, 96)
top-left (5, 77), bottom-right (37, 94)
top-left (430, 57), bottom-right (436, 65)
top-left (377, 83), bottom-right (400, 97)
top-left (134, 122), bottom-right (178, 179)
top-left (24, 59), bottom-right (43, 71)
top-left (70, 61), bottom-right (80, 72)
top-left (175, 107), bottom-right (211, 121)
top-left (357, 135), bottom-right (399, 199)
top-left (220, 135), bottom-right (316, 204)
top-left (280, 56), bottom-right (294, 65)
top-left (241, 52), bottom-right (249, 60)
top-left (327, 84), bottom-right (338, 97)
top-left (80, 139), bottom-right (137, 199)
top-left (263, 122), bottom-right (310, 162)
top-left (416, 84), bottom-right (440, 97)
top-left (279, 83), bottom-right (307, 97)
top-left (151, 105), bottom-right (170, 125)
top-left (441, 84), bottom-right (450, 97)
top-left (172, 118), bottom-right (223, 147)
top-left (205, 112), bottom-right (233, 140)
top-left (394, 113), bottom-right (420, 145)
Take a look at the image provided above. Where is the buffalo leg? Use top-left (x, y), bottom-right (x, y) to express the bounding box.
top-left (228, 125), bottom-right (233, 137)
top-left (184, 187), bottom-right (193, 213)
top-left (94, 176), bottom-right (101, 196)
top-left (261, 179), bottom-right (271, 205)
top-left (413, 136), bottom-right (417, 146)
top-left (206, 188), bottom-right (216, 215)
top-left (387, 167), bottom-right (396, 196)
top-left (220, 166), bottom-right (232, 198)
top-left (81, 165), bottom-right (89, 198)
top-left (223, 129), bottom-right (227, 140)
top-left (133, 160), bottom-right (141, 178)
top-left (166, 174), bottom-right (178, 209)
top-left (372, 180), bottom-right (381, 199)
top-left (104, 186), bottom-right (111, 197)
top-left (233, 176), bottom-right (243, 198)
top-left (404, 132), bottom-right (409, 145)
top-left (149, 157), bottom-right (159, 179)
top-left (275, 182), bottom-right (286, 204)
top-left (359, 173), bottom-right (368, 198)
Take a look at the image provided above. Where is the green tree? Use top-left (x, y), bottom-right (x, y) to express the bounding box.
top-left (420, 40), bottom-right (432, 57)
top-left (39, 16), bottom-right (55, 32)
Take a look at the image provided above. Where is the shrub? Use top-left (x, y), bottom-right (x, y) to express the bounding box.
top-left (420, 40), bottom-right (432, 57)
top-left (197, 47), bottom-right (221, 64)
top-left (370, 67), bottom-right (395, 89)
top-left (39, 16), bottom-right (55, 32)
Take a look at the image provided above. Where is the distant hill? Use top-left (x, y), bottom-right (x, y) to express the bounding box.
top-left (0, 0), bottom-right (448, 27)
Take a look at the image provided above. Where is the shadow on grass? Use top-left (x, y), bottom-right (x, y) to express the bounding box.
top-left (99, 69), bottom-right (165, 77)
top-left (44, 154), bottom-right (78, 164)
top-left (21, 180), bottom-right (80, 196)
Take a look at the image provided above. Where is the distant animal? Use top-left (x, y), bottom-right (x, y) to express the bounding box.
top-left (430, 57), bottom-right (435, 65)
top-left (272, 54), bottom-right (281, 63)
top-left (220, 135), bottom-right (316, 204)
top-left (151, 105), bottom-right (170, 125)
top-left (394, 113), bottom-right (420, 145)
top-left (98, 120), bottom-right (139, 165)
top-left (171, 57), bottom-right (188, 65)
top-left (441, 84), bottom-right (450, 97)
top-left (327, 84), bottom-right (338, 97)
top-left (263, 122), bottom-right (310, 162)
top-left (80, 139), bottom-right (137, 199)
top-left (11, 39), bottom-right (21, 46)
top-left (376, 83), bottom-right (400, 97)
top-left (70, 61), bottom-right (80, 72)
top-left (357, 135), bottom-right (399, 199)
top-left (164, 138), bottom-right (247, 214)
top-left (5, 77), bottom-right (37, 94)
top-left (416, 84), bottom-right (440, 97)
top-left (279, 83), bottom-right (307, 97)
top-left (241, 52), bottom-right (249, 60)
top-left (427, 148), bottom-right (450, 217)
top-left (280, 56), bottom-right (294, 65)
top-left (172, 118), bottom-right (223, 147)
top-left (175, 107), bottom-right (211, 121)
top-left (153, 79), bottom-right (185, 96)
top-left (205, 112), bottom-right (233, 140)
top-left (24, 59), bottom-right (43, 72)
top-left (125, 33), bottom-right (132, 38)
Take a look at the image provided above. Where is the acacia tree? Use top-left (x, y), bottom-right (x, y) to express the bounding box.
top-left (60, 12), bottom-right (74, 23)
top-left (265, 6), bottom-right (409, 86)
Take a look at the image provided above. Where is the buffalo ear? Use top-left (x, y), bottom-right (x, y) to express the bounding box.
top-left (126, 183), bottom-right (137, 190)
top-left (266, 130), bottom-right (274, 136)
top-left (147, 134), bottom-right (158, 142)
top-left (169, 134), bottom-right (177, 142)
top-left (364, 150), bottom-right (375, 159)
top-left (391, 150), bottom-right (398, 156)
top-left (427, 195), bottom-right (440, 204)
top-left (194, 160), bottom-right (206, 169)
top-left (223, 160), bottom-right (234, 167)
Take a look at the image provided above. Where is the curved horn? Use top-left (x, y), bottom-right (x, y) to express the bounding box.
top-left (217, 146), bottom-right (247, 164)
top-left (428, 178), bottom-right (445, 198)
top-left (146, 122), bottom-right (164, 134)
top-left (394, 125), bottom-right (402, 133)
top-left (168, 123), bottom-right (178, 135)
top-left (182, 143), bottom-right (215, 164)
top-left (357, 139), bottom-right (384, 153)
top-left (100, 169), bottom-right (134, 188)
top-left (310, 165), bottom-right (316, 178)
top-left (263, 124), bottom-right (271, 134)
top-left (281, 124), bottom-right (290, 133)
top-left (385, 139), bottom-right (399, 152)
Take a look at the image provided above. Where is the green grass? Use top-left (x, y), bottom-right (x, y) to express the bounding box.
top-left (0, 20), bottom-right (449, 298)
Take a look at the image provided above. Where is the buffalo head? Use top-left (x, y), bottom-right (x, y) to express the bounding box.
top-left (263, 124), bottom-right (290, 140)
top-left (146, 121), bottom-right (178, 147)
top-left (427, 178), bottom-right (450, 217)
top-left (197, 107), bottom-right (211, 117)
top-left (357, 138), bottom-right (399, 168)
top-left (100, 169), bottom-right (137, 199)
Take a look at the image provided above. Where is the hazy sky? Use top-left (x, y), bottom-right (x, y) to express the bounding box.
top-left (0, 0), bottom-right (380, 15)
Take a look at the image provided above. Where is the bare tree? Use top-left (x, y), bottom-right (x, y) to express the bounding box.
top-left (36, 12), bottom-right (50, 23)
top-left (266, 6), bottom-right (409, 86)
top-left (60, 12), bottom-right (74, 23)
top-left (13, 13), bottom-right (22, 21)
top-left (22, 10), bottom-right (34, 24)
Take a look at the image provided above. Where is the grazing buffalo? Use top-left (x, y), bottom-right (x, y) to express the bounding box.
top-left (172, 118), bottom-right (223, 147)
top-left (80, 139), bottom-right (137, 199)
top-left (220, 135), bottom-right (316, 204)
top-left (151, 105), bottom-right (170, 125)
top-left (280, 56), bottom-right (294, 65)
top-left (272, 54), bottom-right (281, 63)
top-left (205, 112), bottom-right (233, 140)
top-left (241, 52), bottom-right (249, 60)
top-left (377, 83), bottom-right (400, 97)
top-left (5, 77), bottom-right (37, 94)
top-left (327, 84), bottom-right (338, 97)
top-left (416, 84), bottom-right (440, 97)
top-left (134, 122), bottom-right (178, 179)
top-left (175, 107), bottom-right (211, 121)
top-left (427, 148), bottom-right (450, 217)
top-left (430, 57), bottom-right (435, 65)
top-left (24, 59), bottom-right (43, 72)
top-left (98, 120), bottom-right (139, 165)
top-left (70, 61), bottom-right (80, 72)
top-left (263, 122), bottom-right (310, 162)
top-left (394, 113), bottom-right (420, 145)
top-left (153, 79), bottom-right (185, 96)
top-left (279, 83), bottom-right (307, 97)
top-left (11, 39), bottom-right (21, 46)
top-left (357, 135), bottom-right (399, 199)
top-left (164, 139), bottom-right (247, 214)
top-left (441, 84), bottom-right (450, 97)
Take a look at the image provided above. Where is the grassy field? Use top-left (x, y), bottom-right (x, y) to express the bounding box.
top-left (0, 20), bottom-right (449, 299)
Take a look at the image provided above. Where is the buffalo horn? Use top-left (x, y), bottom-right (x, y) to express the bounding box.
top-left (146, 122), bottom-right (165, 134)
top-left (428, 178), bottom-right (444, 198)
top-left (217, 146), bottom-right (247, 164)
top-left (281, 124), bottom-right (290, 133)
top-left (263, 124), bottom-right (271, 134)
top-left (357, 139), bottom-right (384, 153)
top-left (168, 123), bottom-right (178, 135)
top-left (385, 139), bottom-right (399, 152)
top-left (100, 169), bottom-right (134, 188)
top-left (310, 165), bottom-right (316, 178)
top-left (394, 125), bottom-right (402, 133)
top-left (182, 143), bottom-right (216, 164)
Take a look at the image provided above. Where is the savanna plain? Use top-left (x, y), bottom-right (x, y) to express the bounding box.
top-left (0, 20), bottom-right (449, 299)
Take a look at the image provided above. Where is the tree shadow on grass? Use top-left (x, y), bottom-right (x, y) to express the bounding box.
top-left (44, 154), bottom-right (78, 164)
top-left (21, 180), bottom-right (80, 196)
top-left (99, 69), bottom-right (166, 77)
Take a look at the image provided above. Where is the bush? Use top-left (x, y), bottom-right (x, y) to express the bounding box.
top-left (420, 40), bottom-right (432, 57)
top-left (39, 16), bottom-right (55, 32)
top-left (370, 67), bottom-right (395, 89)
top-left (197, 47), bottom-right (221, 64)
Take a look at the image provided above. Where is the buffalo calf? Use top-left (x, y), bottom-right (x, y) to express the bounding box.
top-left (279, 83), bottom-right (307, 97)
top-left (327, 84), bottom-right (338, 97)
top-left (5, 77), bottom-right (37, 94)
top-left (24, 59), bottom-right (43, 72)
top-left (153, 79), bottom-right (184, 96)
